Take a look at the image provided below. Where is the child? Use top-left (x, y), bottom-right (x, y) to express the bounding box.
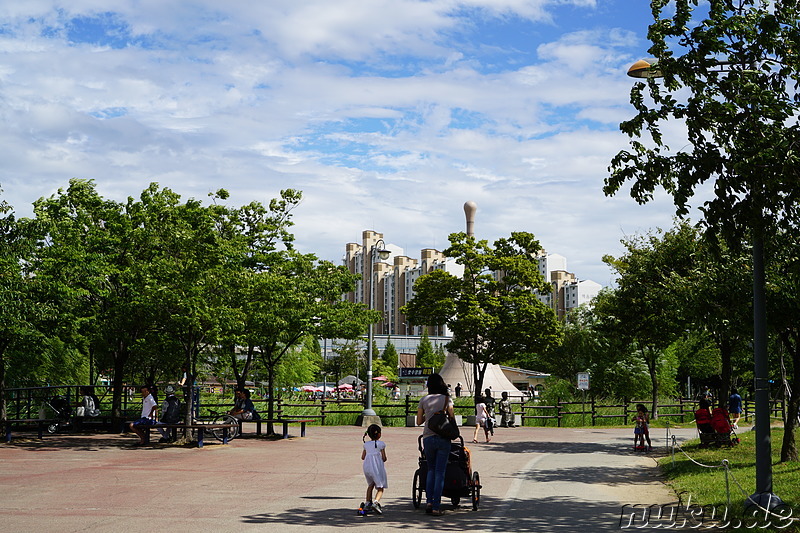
top-left (633, 403), bottom-right (652, 451)
top-left (360, 424), bottom-right (387, 515)
top-left (473, 397), bottom-right (491, 443)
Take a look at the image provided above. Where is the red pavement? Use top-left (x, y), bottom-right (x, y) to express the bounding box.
top-left (0, 424), bottom-right (696, 532)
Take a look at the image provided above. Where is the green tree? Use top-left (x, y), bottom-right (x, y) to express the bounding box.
top-left (663, 224), bottom-right (752, 399)
top-left (606, 0), bottom-right (800, 481)
top-left (600, 227), bottom-right (695, 417)
top-left (32, 179), bottom-right (153, 421)
top-left (213, 190), bottom-right (303, 391)
top-left (244, 252), bottom-right (377, 431)
top-left (381, 338), bottom-right (398, 372)
top-left (416, 331), bottom-right (436, 369)
top-left (323, 340), bottom-right (361, 397)
top-left (665, 332), bottom-right (722, 394)
top-left (434, 343), bottom-right (447, 369)
top-left (0, 194), bottom-right (48, 424)
top-left (767, 231), bottom-right (800, 461)
top-left (403, 232), bottom-right (562, 401)
top-left (274, 335), bottom-right (322, 392)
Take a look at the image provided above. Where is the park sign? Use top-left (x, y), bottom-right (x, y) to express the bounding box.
top-left (577, 373), bottom-right (590, 391)
top-left (400, 367), bottom-right (434, 378)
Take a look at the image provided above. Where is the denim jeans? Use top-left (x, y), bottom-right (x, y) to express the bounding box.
top-left (423, 434), bottom-right (451, 510)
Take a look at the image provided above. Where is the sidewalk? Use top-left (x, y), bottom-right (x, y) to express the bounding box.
top-left (0, 425), bottom-right (700, 532)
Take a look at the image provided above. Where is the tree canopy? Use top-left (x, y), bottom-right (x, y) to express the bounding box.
top-left (607, 0), bottom-right (800, 242)
top-left (402, 231), bottom-right (562, 400)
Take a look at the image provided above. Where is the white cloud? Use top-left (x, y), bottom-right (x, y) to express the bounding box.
top-left (0, 1), bottom-right (692, 287)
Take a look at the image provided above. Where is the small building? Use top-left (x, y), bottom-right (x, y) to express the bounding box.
top-left (499, 365), bottom-right (550, 396)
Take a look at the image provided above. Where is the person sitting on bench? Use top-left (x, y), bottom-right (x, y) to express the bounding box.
top-left (156, 385), bottom-right (182, 443)
top-left (229, 388), bottom-right (259, 421)
top-left (129, 385), bottom-right (158, 445)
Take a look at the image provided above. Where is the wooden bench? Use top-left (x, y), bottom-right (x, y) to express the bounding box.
top-left (238, 418), bottom-right (313, 439)
top-left (4, 419), bottom-right (60, 442)
top-left (132, 422), bottom-right (238, 447)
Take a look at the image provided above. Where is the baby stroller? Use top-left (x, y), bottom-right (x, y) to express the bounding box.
top-left (412, 435), bottom-right (481, 511)
top-left (698, 407), bottom-right (739, 447)
top-left (41, 395), bottom-right (72, 434)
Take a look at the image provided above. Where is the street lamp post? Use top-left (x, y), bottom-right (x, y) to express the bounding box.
top-left (628, 59), bottom-right (780, 508)
top-left (360, 239), bottom-right (390, 422)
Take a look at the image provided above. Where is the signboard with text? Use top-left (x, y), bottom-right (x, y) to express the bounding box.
top-left (577, 372), bottom-right (590, 390)
top-left (400, 367), bottom-right (434, 378)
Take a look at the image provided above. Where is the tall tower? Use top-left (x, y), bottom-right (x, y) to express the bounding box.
top-left (464, 201), bottom-right (477, 237)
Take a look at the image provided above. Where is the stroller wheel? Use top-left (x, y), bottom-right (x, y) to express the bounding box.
top-left (412, 469), bottom-right (423, 509)
top-left (47, 423), bottom-right (59, 434)
top-left (472, 472), bottom-right (481, 510)
top-left (451, 495), bottom-right (461, 508)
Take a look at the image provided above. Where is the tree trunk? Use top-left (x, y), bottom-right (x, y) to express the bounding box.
top-left (719, 337), bottom-right (732, 409)
top-left (780, 332), bottom-right (799, 462)
top-left (0, 343), bottom-right (8, 431)
top-left (110, 349), bottom-right (129, 426)
top-left (266, 361), bottom-right (276, 436)
top-left (646, 347), bottom-right (659, 419)
top-left (232, 343), bottom-right (254, 391)
top-left (472, 361), bottom-right (488, 402)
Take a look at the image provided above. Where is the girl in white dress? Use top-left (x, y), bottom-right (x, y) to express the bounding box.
top-left (360, 424), bottom-right (388, 514)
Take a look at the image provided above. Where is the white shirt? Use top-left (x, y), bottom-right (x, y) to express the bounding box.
top-left (140, 393), bottom-right (157, 419)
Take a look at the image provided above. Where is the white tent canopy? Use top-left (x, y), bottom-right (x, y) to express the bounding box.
top-left (437, 353), bottom-right (522, 398)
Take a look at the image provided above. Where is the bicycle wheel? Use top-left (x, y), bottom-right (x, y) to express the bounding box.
top-left (211, 414), bottom-right (239, 442)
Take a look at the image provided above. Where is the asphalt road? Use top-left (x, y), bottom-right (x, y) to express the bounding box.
top-left (0, 424), bottom-right (703, 532)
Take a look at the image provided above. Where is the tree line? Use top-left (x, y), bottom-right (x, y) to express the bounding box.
top-left (0, 179), bottom-right (377, 427)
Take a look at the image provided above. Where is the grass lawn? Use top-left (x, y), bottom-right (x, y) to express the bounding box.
top-left (659, 426), bottom-right (800, 531)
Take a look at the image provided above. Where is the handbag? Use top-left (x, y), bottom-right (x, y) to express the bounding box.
top-left (428, 396), bottom-right (460, 440)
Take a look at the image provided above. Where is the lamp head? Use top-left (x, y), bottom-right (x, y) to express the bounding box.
top-left (627, 59), bottom-right (662, 79)
top-left (373, 239), bottom-right (391, 261)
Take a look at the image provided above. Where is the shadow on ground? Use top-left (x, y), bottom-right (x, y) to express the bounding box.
top-left (240, 496), bottom-right (667, 531)
top-left (486, 438), bottom-right (668, 457)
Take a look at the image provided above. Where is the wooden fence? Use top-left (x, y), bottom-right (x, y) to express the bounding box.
top-left (2, 386), bottom-right (788, 428)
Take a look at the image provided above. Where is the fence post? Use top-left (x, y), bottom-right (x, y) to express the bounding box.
top-left (557, 398), bottom-right (561, 428)
top-left (591, 397), bottom-right (596, 426)
top-left (321, 399), bottom-right (326, 426)
top-left (722, 459), bottom-right (731, 510)
top-left (623, 398), bottom-right (628, 426)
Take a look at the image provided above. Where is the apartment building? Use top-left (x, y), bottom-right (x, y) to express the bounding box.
top-left (343, 230), bottom-right (464, 337)
top-left (534, 251), bottom-right (602, 320)
top-left (344, 230), bottom-right (601, 333)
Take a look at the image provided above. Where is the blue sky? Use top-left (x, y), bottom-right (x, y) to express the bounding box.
top-left (0, 1), bottom-right (693, 285)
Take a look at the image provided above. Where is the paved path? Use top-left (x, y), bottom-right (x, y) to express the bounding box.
top-left (0, 424), bottom-right (701, 532)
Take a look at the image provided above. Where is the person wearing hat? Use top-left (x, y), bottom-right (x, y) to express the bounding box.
top-left (156, 385), bottom-right (181, 443)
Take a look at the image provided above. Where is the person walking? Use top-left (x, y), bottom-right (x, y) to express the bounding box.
top-left (728, 388), bottom-right (743, 429)
top-left (483, 388), bottom-right (496, 436)
top-left (359, 424), bottom-right (387, 515)
top-left (416, 373), bottom-right (454, 516)
top-left (473, 397), bottom-right (491, 443)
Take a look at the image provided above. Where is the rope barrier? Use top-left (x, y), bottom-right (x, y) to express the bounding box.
top-left (668, 434), bottom-right (797, 526)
